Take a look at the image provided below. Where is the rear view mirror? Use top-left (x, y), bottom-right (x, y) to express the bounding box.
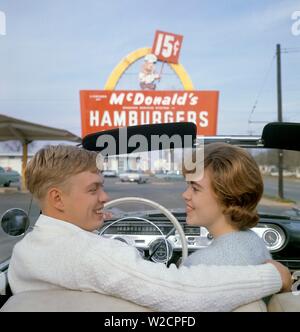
top-left (1, 208), bottom-right (30, 237)
top-left (262, 122), bottom-right (300, 151)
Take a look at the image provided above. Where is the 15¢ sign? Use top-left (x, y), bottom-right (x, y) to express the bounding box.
top-left (152, 30), bottom-right (183, 64)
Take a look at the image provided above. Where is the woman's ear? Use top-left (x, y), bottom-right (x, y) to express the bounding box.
top-left (47, 188), bottom-right (65, 211)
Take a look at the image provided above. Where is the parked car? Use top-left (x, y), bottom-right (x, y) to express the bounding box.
top-left (270, 170), bottom-right (295, 177)
top-left (102, 170), bottom-right (117, 177)
top-left (0, 166), bottom-right (20, 187)
top-left (119, 170), bottom-right (149, 183)
top-left (155, 170), bottom-right (184, 181)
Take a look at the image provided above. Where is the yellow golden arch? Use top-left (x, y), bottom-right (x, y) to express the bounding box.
top-left (104, 47), bottom-right (194, 90)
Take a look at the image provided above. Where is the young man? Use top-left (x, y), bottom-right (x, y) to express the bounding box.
top-left (8, 145), bottom-right (291, 312)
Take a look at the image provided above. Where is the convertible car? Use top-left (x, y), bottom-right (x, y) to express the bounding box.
top-left (0, 121), bottom-right (300, 312)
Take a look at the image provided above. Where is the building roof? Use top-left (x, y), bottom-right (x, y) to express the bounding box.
top-left (0, 114), bottom-right (81, 143)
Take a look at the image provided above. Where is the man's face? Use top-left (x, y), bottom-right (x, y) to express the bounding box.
top-left (61, 171), bottom-right (109, 231)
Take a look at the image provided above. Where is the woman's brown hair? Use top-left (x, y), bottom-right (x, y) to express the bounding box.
top-left (184, 143), bottom-right (263, 230)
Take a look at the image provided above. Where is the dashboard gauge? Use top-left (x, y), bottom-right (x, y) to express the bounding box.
top-left (263, 230), bottom-right (279, 246)
top-left (262, 227), bottom-right (285, 251)
top-left (149, 238), bottom-right (173, 263)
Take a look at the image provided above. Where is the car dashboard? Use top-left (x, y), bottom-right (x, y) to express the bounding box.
top-left (100, 210), bottom-right (300, 270)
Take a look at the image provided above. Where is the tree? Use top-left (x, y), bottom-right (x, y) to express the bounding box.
top-left (0, 141), bottom-right (37, 153)
top-left (254, 149), bottom-right (300, 169)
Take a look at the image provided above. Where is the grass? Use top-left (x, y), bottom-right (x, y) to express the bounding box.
top-left (263, 194), bottom-right (296, 204)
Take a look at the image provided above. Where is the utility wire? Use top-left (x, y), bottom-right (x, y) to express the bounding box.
top-left (281, 50), bottom-right (300, 54)
top-left (281, 47), bottom-right (300, 54)
top-left (282, 47), bottom-right (300, 51)
top-left (248, 53), bottom-right (276, 127)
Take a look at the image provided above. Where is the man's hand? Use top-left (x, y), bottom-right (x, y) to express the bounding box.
top-left (267, 260), bottom-right (292, 293)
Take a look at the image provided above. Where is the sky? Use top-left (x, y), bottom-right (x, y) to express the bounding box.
top-left (0, 0), bottom-right (299, 149)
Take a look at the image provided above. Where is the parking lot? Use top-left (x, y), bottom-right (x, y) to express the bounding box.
top-left (0, 176), bottom-right (299, 221)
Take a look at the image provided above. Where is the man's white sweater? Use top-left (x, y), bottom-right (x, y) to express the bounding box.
top-left (8, 215), bottom-right (282, 311)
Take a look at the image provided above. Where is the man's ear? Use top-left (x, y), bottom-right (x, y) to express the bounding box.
top-left (47, 187), bottom-right (65, 211)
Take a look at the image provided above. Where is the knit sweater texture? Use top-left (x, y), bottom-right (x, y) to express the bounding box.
top-left (183, 230), bottom-right (271, 267)
top-left (8, 215), bottom-right (281, 311)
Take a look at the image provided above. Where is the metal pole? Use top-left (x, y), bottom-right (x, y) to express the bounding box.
top-left (276, 44), bottom-right (284, 199)
top-left (21, 141), bottom-right (28, 192)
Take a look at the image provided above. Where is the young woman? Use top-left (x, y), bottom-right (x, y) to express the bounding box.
top-left (182, 143), bottom-right (271, 267)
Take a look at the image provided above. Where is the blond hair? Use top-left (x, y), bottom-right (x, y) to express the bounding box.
top-left (25, 145), bottom-right (99, 200)
top-left (184, 143), bottom-right (263, 230)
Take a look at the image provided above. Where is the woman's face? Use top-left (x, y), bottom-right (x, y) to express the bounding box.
top-left (182, 169), bottom-right (224, 229)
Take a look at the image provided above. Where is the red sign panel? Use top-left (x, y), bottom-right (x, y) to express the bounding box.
top-left (151, 30), bottom-right (183, 64)
top-left (80, 90), bottom-right (219, 137)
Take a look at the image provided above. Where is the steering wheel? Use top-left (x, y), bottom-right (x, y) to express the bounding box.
top-left (100, 197), bottom-right (188, 263)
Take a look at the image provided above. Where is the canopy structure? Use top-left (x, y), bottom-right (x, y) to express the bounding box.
top-left (0, 114), bottom-right (81, 190)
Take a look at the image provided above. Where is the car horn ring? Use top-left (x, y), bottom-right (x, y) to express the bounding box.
top-left (99, 216), bottom-right (171, 264)
top-left (102, 197), bottom-right (188, 261)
